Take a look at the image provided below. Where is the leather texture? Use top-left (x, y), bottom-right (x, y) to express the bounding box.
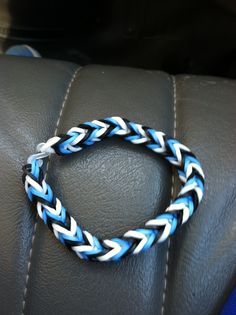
top-left (0, 56), bottom-right (235, 315)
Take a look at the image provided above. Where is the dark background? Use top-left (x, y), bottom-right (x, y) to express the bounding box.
top-left (0, 0), bottom-right (236, 77)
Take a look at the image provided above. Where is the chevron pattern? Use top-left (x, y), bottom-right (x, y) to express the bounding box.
top-left (22, 117), bottom-right (205, 262)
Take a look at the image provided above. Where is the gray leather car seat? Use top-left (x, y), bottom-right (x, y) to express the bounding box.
top-left (0, 56), bottom-right (235, 315)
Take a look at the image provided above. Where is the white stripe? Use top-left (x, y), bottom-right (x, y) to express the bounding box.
top-left (66, 145), bottom-right (82, 152)
top-left (179, 175), bottom-right (187, 183)
top-left (136, 124), bottom-right (147, 137)
top-left (70, 133), bottom-right (87, 146)
top-left (124, 230), bottom-right (148, 254)
top-left (111, 117), bottom-right (127, 130)
top-left (179, 182), bottom-right (197, 196)
top-left (111, 117), bottom-right (129, 135)
top-left (151, 146), bottom-right (166, 153)
top-left (97, 240), bottom-right (121, 262)
top-left (170, 159), bottom-right (182, 166)
top-left (158, 222), bottom-right (171, 242)
top-left (42, 198), bottom-right (61, 216)
top-left (145, 218), bottom-right (169, 227)
top-left (155, 131), bottom-right (166, 149)
top-left (72, 245), bottom-right (94, 253)
top-left (167, 203), bottom-right (190, 224)
top-left (67, 127), bottom-right (86, 134)
top-left (195, 187), bottom-right (203, 202)
top-left (173, 143), bottom-right (190, 163)
top-left (52, 216), bottom-right (77, 236)
top-left (38, 137), bottom-right (60, 152)
top-left (186, 163), bottom-right (205, 179)
top-left (83, 231), bottom-right (94, 247)
top-left (53, 229), bottom-right (59, 240)
top-left (131, 137), bottom-right (148, 144)
top-left (167, 203), bottom-right (186, 211)
top-left (37, 202), bottom-right (43, 219)
top-left (26, 175), bottom-right (43, 193)
top-left (182, 206), bottom-right (190, 223)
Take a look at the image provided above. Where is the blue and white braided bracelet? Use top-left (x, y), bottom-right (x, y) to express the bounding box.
top-left (23, 117), bottom-right (205, 262)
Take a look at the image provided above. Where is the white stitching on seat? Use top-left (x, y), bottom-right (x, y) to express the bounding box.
top-left (21, 66), bottom-right (82, 315)
top-left (161, 75), bottom-right (177, 315)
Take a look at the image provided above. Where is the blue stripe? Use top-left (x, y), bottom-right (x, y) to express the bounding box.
top-left (109, 238), bottom-right (131, 261)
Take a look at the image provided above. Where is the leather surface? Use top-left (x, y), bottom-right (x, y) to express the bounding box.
top-left (164, 75), bottom-right (236, 315)
top-left (0, 56), bottom-right (235, 315)
top-left (0, 56), bottom-right (78, 314)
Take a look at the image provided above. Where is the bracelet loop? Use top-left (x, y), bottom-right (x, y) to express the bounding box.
top-left (23, 117), bottom-right (205, 262)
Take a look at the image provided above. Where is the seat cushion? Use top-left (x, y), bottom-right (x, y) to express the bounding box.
top-left (0, 56), bottom-right (235, 315)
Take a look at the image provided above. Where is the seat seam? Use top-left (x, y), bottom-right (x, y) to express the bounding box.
top-left (21, 65), bottom-right (82, 315)
top-left (161, 75), bottom-right (177, 315)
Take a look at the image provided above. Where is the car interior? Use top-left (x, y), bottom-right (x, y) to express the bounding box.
top-left (0, 1), bottom-right (235, 315)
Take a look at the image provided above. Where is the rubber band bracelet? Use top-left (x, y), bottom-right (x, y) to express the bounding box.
top-left (22, 117), bottom-right (205, 262)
